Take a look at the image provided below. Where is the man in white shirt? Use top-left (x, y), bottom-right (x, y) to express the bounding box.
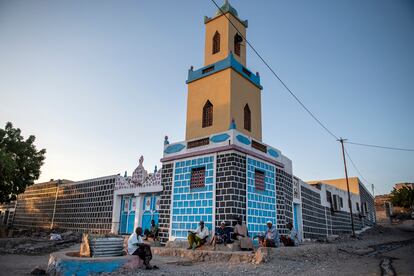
top-left (187, 221), bottom-right (209, 249)
top-left (128, 227), bottom-right (155, 269)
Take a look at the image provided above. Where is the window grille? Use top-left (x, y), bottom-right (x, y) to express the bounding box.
top-left (190, 167), bottom-right (206, 189)
top-left (255, 169), bottom-right (265, 191)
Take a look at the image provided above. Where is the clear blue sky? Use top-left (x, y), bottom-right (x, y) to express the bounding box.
top-left (0, 0), bottom-right (413, 195)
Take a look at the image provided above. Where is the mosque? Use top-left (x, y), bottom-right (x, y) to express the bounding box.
top-left (1, 1), bottom-right (375, 242)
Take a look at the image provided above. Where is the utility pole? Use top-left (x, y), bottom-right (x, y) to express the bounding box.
top-left (338, 138), bottom-right (356, 237)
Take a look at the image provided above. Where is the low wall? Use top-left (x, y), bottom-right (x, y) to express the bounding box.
top-left (13, 176), bottom-right (117, 234)
top-left (47, 251), bottom-right (140, 276)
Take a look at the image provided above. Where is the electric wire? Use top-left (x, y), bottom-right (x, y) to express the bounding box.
top-left (211, 0), bottom-right (412, 192)
top-left (211, 0), bottom-right (339, 141)
top-left (344, 148), bottom-right (375, 193)
top-left (345, 141), bottom-right (414, 152)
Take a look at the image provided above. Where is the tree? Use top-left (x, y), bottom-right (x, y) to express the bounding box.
top-left (390, 186), bottom-right (414, 209)
top-left (0, 122), bottom-right (46, 203)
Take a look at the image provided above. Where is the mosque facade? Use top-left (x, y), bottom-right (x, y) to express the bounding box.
top-left (2, 1), bottom-right (376, 242)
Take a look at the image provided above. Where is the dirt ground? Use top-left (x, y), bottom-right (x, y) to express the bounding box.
top-left (0, 221), bottom-right (413, 276)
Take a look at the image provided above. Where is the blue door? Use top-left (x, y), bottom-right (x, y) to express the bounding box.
top-left (119, 195), bottom-right (136, 234)
top-left (293, 203), bottom-right (300, 232)
top-left (141, 194), bottom-right (160, 233)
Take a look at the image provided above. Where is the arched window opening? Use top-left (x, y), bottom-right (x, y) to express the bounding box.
top-left (234, 34), bottom-right (242, 56)
top-left (244, 104), bottom-right (251, 131)
top-left (212, 31), bottom-right (220, 54)
top-left (202, 100), bottom-right (213, 128)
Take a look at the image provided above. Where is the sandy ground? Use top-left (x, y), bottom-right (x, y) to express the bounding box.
top-left (1, 221), bottom-right (413, 276)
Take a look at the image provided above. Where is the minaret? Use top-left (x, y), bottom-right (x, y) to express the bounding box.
top-left (185, 0), bottom-right (263, 141)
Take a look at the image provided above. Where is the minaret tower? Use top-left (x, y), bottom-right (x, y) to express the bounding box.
top-left (185, 0), bottom-right (263, 141)
top-left (159, 1), bottom-right (292, 245)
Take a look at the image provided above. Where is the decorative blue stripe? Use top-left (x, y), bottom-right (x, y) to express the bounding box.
top-left (268, 148), bottom-right (279, 158)
top-left (236, 134), bottom-right (251, 145)
top-left (210, 133), bottom-right (230, 143)
top-left (164, 144), bottom-right (186, 154)
top-left (186, 53), bottom-right (262, 89)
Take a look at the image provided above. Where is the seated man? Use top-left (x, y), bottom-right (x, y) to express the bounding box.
top-left (144, 219), bottom-right (159, 241)
top-left (234, 216), bottom-right (253, 250)
top-left (187, 220), bottom-right (209, 249)
top-left (127, 227), bottom-right (157, 269)
top-left (258, 221), bottom-right (280, 248)
top-left (210, 221), bottom-right (232, 246)
top-left (281, 222), bottom-right (299, 246)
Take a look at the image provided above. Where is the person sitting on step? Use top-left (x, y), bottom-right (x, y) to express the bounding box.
top-left (144, 219), bottom-right (159, 241)
top-left (210, 221), bottom-right (232, 246)
top-left (233, 215), bottom-right (253, 250)
top-left (128, 227), bottom-right (158, 270)
top-left (281, 222), bottom-right (299, 246)
top-left (257, 221), bottom-right (280, 248)
top-left (187, 220), bottom-right (209, 249)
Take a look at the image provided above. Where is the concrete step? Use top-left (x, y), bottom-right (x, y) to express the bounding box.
top-left (152, 246), bottom-right (259, 263)
top-left (165, 240), bottom-right (242, 251)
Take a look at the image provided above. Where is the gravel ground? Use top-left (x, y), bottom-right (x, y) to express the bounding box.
top-left (0, 221), bottom-right (413, 276)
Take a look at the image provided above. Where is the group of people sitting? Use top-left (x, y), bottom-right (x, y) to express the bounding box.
top-left (187, 216), bottom-right (299, 250)
top-left (127, 217), bottom-right (299, 269)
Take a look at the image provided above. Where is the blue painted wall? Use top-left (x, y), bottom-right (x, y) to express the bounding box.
top-left (171, 155), bottom-right (215, 240)
top-left (246, 157), bottom-right (277, 238)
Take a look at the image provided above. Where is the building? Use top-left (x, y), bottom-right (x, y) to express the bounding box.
top-left (307, 177), bottom-right (376, 224)
top-left (13, 178), bottom-right (116, 234)
top-left (9, 158), bottom-right (162, 235)
top-left (157, 1), bottom-right (297, 244)
top-left (7, 1), bottom-right (376, 241)
top-left (374, 182), bottom-right (413, 223)
top-left (302, 178), bottom-right (375, 238)
top-left (375, 194), bottom-right (393, 224)
top-left (394, 182), bottom-right (414, 191)
top-left (111, 156), bottom-right (162, 235)
top-left (0, 201), bottom-right (16, 228)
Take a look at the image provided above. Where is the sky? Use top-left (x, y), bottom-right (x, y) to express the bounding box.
top-left (0, 0), bottom-right (413, 196)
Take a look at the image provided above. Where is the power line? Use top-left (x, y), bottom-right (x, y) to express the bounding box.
top-left (345, 141), bottom-right (414, 152)
top-left (344, 148), bottom-right (373, 186)
top-left (211, 0), bottom-right (339, 141)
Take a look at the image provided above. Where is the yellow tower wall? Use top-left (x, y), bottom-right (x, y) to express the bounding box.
top-left (230, 70), bottom-right (262, 141)
top-left (185, 69), bottom-right (232, 140)
top-left (185, 68), bottom-right (262, 141)
top-left (204, 13), bottom-right (246, 67)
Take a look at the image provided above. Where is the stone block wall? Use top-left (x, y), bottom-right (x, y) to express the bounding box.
top-left (277, 169), bottom-right (293, 235)
top-left (300, 185), bottom-right (328, 239)
top-left (13, 177), bottom-right (116, 234)
top-left (215, 152), bottom-right (246, 227)
top-left (300, 184), bottom-right (368, 239)
top-left (13, 182), bottom-right (58, 229)
top-left (53, 176), bottom-right (116, 234)
top-left (158, 163), bottom-right (174, 244)
top-left (329, 209), bottom-right (364, 234)
top-left (359, 183), bottom-right (376, 224)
